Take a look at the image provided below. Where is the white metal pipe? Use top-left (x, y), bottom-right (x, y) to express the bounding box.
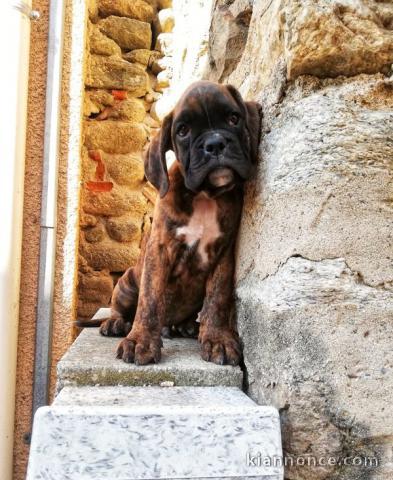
top-left (0, 2), bottom-right (32, 479)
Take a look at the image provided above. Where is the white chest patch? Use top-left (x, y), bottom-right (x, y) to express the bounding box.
top-left (176, 193), bottom-right (221, 265)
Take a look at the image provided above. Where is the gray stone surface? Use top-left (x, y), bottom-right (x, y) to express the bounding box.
top-left (57, 328), bottom-right (243, 390)
top-left (233, 75), bottom-right (393, 480)
top-left (237, 256), bottom-right (393, 479)
top-left (208, 0), bottom-right (393, 91)
top-left (27, 401), bottom-right (282, 480)
top-left (54, 385), bottom-right (255, 407)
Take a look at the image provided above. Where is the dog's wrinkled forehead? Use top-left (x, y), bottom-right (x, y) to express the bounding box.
top-left (173, 82), bottom-right (239, 125)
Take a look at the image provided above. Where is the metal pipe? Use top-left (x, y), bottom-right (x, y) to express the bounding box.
top-left (32, 0), bottom-right (66, 414)
top-left (0, 3), bottom-right (32, 479)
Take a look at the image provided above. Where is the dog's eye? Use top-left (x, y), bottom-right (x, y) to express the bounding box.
top-left (228, 113), bottom-right (240, 126)
top-left (177, 124), bottom-right (190, 137)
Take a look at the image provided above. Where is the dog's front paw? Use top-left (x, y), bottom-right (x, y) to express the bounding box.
top-left (198, 327), bottom-right (241, 366)
top-left (116, 330), bottom-right (162, 365)
top-left (100, 315), bottom-right (132, 337)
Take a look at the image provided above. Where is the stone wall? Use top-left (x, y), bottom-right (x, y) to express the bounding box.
top-left (171, 1), bottom-right (393, 479)
top-left (77, 0), bottom-right (174, 322)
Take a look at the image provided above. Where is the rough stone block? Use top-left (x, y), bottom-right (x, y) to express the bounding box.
top-left (285, 1), bottom-right (393, 78)
top-left (54, 385), bottom-right (254, 407)
top-left (151, 55), bottom-right (171, 75)
top-left (28, 387), bottom-right (282, 480)
top-left (77, 271), bottom-right (113, 318)
top-left (98, 0), bottom-right (155, 23)
top-left (156, 69), bottom-right (170, 89)
top-left (57, 328), bottom-right (244, 389)
top-left (84, 89), bottom-right (114, 117)
top-left (224, 0), bottom-right (393, 93)
top-left (84, 120), bottom-right (147, 153)
top-left (237, 76), bottom-right (393, 290)
top-left (104, 152), bottom-right (145, 186)
top-left (77, 270), bottom-right (113, 305)
top-left (86, 55), bottom-right (148, 95)
top-left (98, 16), bottom-right (152, 50)
top-left (80, 236), bottom-right (141, 271)
top-left (157, 8), bottom-right (175, 33)
top-left (123, 48), bottom-right (162, 67)
top-left (115, 98), bottom-right (147, 122)
top-left (82, 187), bottom-right (148, 217)
top-left (236, 256), bottom-right (393, 480)
top-left (87, 89), bottom-right (115, 108)
top-left (206, 0), bottom-right (252, 83)
top-left (105, 215), bottom-right (141, 242)
top-left (87, 0), bottom-right (98, 21)
top-left (234, 75), bottom-right (393, 480)
top-left (88, 23), bottom-right (121, 57)
top-left (80, 213), bottom-right (98, 228)
top-left (83, 222), bottom-right (105, 243)
top-left (157, 0), bottom-right (172, 9)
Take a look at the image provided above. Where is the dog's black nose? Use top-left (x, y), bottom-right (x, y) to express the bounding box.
top-left (204, 134), bottom-right (226, 156)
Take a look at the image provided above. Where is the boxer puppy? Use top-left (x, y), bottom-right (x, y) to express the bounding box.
top-left (100, 80), bottom-right (261, 366)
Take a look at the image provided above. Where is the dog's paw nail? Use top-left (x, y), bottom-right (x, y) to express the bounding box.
top-left (186, 327), bottom-right (195, 336)
top-left (161, 326), bottom-right (172, 339)
top-left (213, 357), bottom-right (224, 365)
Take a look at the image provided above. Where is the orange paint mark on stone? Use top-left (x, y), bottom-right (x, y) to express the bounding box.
top-left (86, 181), bottom-right (113, 192)
top-left (88, 150), bottom-right (102, 162)
top-left (88, 150), bottom-right (105, 181)
top-left (112, 90), bottom-right (127, 100)
top-left (95, 162), bottom-right (105, 181)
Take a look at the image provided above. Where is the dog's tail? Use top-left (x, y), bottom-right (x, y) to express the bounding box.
top-left (74, 317), bottom-right (109, 328)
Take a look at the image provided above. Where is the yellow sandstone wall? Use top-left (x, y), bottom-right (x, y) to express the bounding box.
top-left (77, 0), bottom-right (175, 323)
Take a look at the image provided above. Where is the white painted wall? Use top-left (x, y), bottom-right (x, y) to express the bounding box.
top-left (0, 2), bottom-right (31, 479)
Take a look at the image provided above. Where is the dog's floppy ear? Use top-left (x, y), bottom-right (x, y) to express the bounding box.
top-left (144, 112), bottom-right (173, 198)
top-left (226, 84), bottom-right (262, 163)
top-left (244, 100), bottom-right (262, 163)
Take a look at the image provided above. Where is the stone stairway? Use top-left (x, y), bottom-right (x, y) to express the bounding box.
top-left (56, 327), bottom-right (243, 390)
top-left (27, 310), bottom-right (283, 480)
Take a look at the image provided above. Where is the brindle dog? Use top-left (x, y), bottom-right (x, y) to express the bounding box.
top-left (100, 81), bottom-right (261, 366)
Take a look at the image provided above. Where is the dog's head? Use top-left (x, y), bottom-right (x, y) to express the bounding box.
top-left (144, 81), bottom-right (262, 198)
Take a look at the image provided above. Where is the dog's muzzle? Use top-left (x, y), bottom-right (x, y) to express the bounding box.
top-left (208, 167), bottom-right (235, 187)
top-left (186, 130), bottom-right (252, 192)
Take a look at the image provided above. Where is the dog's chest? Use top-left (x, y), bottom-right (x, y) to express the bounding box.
top-left (176, 194), bottom-right (221, 264)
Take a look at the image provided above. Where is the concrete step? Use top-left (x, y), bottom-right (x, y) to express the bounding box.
top-left (27, 386), bottom-right (283, 480)
top-left (57, 327), bottom-right (243, 391)
top-left (53, 385), bottom-right (255, 407)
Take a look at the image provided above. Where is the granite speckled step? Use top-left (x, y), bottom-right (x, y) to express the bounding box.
top-left (27, 386), bottom-right (283, 480)
top-left (56, 327), bottom-right (243, 391)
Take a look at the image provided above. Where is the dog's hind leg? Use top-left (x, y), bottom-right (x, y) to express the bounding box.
top-left (99, 267), bottom-right (139, 337)
top-left (100, 231), bottom-right (149, 337)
